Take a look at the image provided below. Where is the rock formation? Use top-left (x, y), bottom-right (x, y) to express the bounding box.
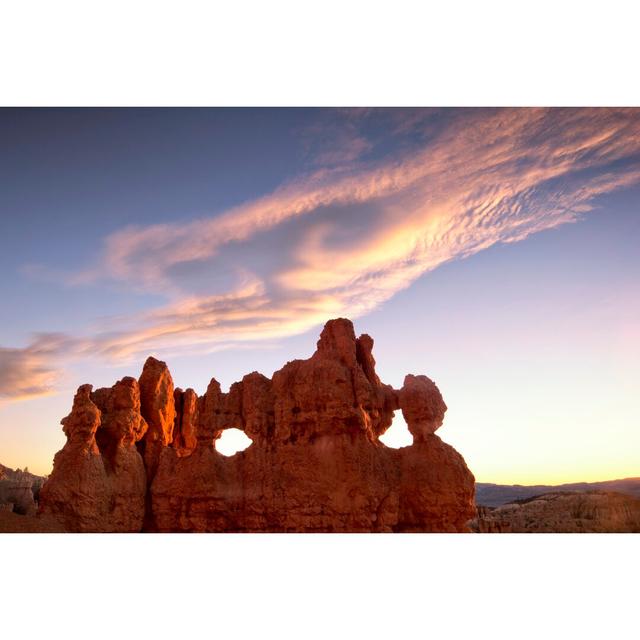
top-left (38, 380), bottom-right (147, 532)
top-left (0, 464), bottom-right (44, 516)
top-left (39, 318), bottom-right (476, 532)
top-left (470, 491), bottom-right (640, 533)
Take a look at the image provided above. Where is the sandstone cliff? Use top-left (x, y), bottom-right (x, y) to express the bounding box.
top-left (39, 318), bottom-right (476, 532)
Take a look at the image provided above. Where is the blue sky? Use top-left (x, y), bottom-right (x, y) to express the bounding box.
top-left (1, 107), bottom-right (639, 481)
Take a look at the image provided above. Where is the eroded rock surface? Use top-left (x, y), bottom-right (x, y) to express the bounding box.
top-left (39, 318), bottom-right (476, 532)
top-left (399, 374), bottom-right (447, 442)
top-left (138, 357), bottom-right (176, 482)
top-left (39, 382), bottom-right (147, 532)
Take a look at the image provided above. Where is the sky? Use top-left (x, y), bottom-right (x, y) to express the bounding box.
top-left (0, 107), bottom-right (639, 483)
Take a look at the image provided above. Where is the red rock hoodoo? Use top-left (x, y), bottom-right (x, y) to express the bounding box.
top-left (39, 319), bottom-right (476, 532)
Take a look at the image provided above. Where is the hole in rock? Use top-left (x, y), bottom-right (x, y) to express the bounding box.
top-left (215, 428), bottom-right (253, 457)
top-left (379, 412), bottom-right (413, 449)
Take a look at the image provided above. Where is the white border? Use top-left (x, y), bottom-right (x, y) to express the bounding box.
top-left (1, 2), bottom-right (638, 637)
top-left (1, 534), bottom-right (638, 638)
top-left (1, 1), bottom-right (639, 106)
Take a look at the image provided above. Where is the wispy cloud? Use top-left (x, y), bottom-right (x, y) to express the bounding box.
top-left (0, 337), bottom-right (68, 401)
top-left (8, 108), bottom-right (640, 397)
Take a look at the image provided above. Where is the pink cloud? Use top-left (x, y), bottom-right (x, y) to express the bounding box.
top-left (0, 344), bottom-right (61, 401)
top-left (8, 108), bottom-right (640, 398)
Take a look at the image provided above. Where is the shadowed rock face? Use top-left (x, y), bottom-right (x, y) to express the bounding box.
top-left (39, 318), bottom-right (476, 532)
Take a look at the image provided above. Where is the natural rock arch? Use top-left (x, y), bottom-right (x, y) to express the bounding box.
top-left (39, 318), bottom-right (475, 532)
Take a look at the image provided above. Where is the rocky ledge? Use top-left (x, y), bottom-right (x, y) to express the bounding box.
top-left (39, 318), bottom-right (475, 532)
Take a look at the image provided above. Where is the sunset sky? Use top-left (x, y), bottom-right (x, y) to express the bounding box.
top-left (1, 107), bottom-right (639, 483)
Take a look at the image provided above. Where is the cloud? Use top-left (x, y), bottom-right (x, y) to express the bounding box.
top-left (86, 109), bottom-right (640, 291)
top-left (9, 108), bottom-right (640, 395)
top-left (297, 109), bottom-right (375, 168)
top-left (0, 341), bottom-right (63, 401)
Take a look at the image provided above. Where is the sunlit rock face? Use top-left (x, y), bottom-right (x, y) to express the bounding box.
top-left (39, 381), bottom-right (148, 532)
top-left (39, 318), bottom-right (476, 532)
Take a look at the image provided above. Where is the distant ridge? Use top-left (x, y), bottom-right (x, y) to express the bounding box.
top-left (476, 477), bottom-right (640, 507)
